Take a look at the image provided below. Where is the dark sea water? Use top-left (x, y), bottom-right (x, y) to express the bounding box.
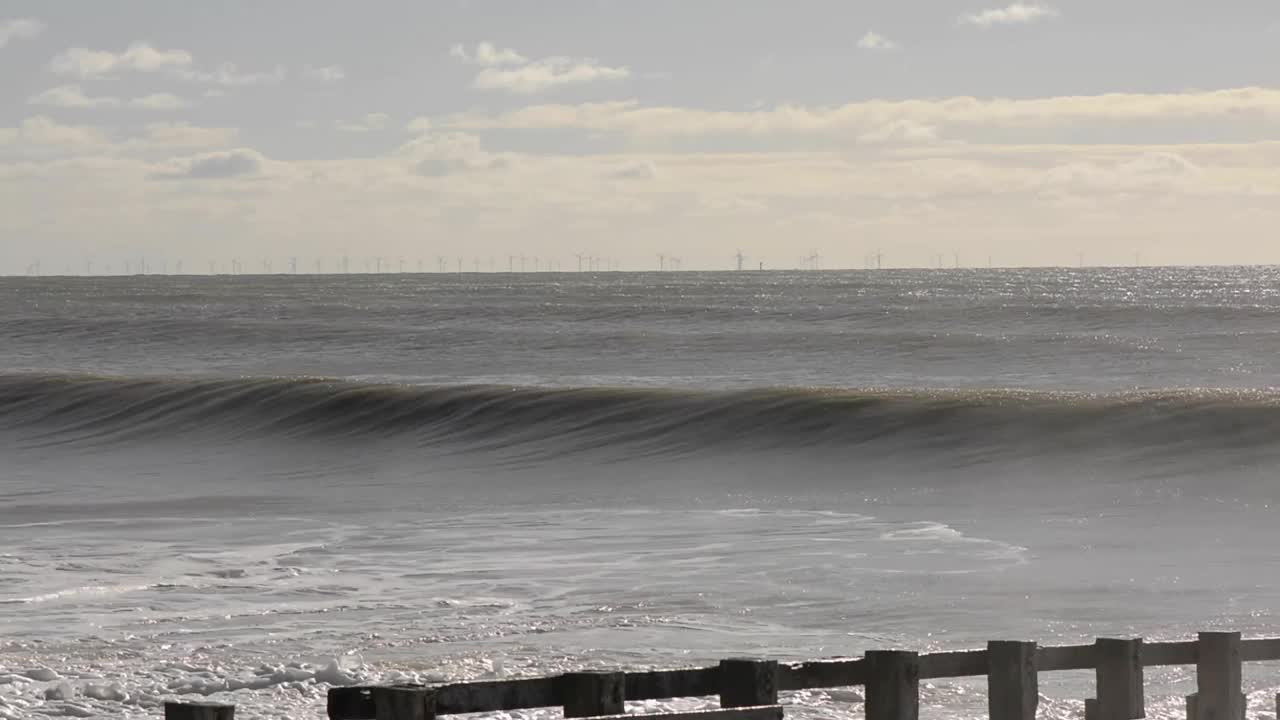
top-left (3, 268), bottom-right (1280, 719)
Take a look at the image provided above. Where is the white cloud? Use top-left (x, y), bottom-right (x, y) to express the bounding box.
top-left (0, 116), bottom-right (108, 148)
top-left (960, 3), bottom-right (1059, 27)
top-left (29, 85), bottom-right (121, 108)
top-left (50, 43), bottom-right (193, 77)
top-left (857, 31), bottom-right (899, 51)
top-left (450, 41), bottom-right (526, 66)
top-left (178, 63), bottom-right (286, 86)
top-left (150, 148), bottom-right (266, 180)
top-left (337, 113), bottom-right (391, 132)
top-left (398, 132), bottom-right (509, 176)
top-left (0, 17), bottom-right (44, 48)
top-left (434, 88), bottom-right (1280, 143)
top-left (142, 123), bottom-right (238, 148)
top-left (1037, 152), bottom-right (1202, 197)
top-left (130, 93), bottom-right (192, 111)
top-left (858, 120), bottom-right (939, 145)
top-left (474, 57), bottom-right (630, 95)
top-left (304, 64), bottom-right (345, 82)
top-left (451, 41), bottom-right (629, 94)
top-left (49, 43), bottom-right (283, 86)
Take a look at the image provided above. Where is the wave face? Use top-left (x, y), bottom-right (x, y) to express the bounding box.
top-left (5, 372), bottom-right (1280, 466)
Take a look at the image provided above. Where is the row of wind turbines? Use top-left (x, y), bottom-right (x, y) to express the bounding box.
top-left (29, 248), bottom-right (1123, 276)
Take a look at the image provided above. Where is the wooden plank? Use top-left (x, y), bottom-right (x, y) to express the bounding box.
top-left (1195, 633), bottom-right (1243, 720)
top-left (563, 672), bottom-right (625, 718)
top-left (435, 677), bottom-right (560, 714)
top-left (625, 668), bottom-right (720, 700)
top-left (988, 641), bottom-right (1037, 720)
top-left (1241, 638), bottom-right (1280, 662)
top-left (165, 702), bottom-right (235, 720)
top-left (920, 650), bottom-right (987, 679)
top-left (864, 651), bottom-right (920, 720)
top-left (1036, 644), bottom-right (1095, 671)
top-left (1144, 641), bottom-right (1197, 667)
top-left (778, 658), bottom-right (865, 690)
top-left (582, 706), bottom-right (784, 720)
top-left (718, 659), bottom-right (778, 708)
top-left (372, 687), bottom-right (436, 720)
top-left (1095, 638), bottom-right (1143, 720)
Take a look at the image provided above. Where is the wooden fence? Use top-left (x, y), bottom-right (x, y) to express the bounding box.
top-left (164, 631), bottom-right (1280, 720)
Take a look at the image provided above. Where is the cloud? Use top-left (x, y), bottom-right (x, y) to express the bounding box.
top-left (179, 63), bottom-right (286, 86)
top-left (452, 41), bottom-right (629, 94)
top-left (150, 148), bottom-right (266, 180)
top-left (960, 3), bottom-right (1059, 27)
top-left (337, 113), bottom-right (391, 132)
top-left (398, 132), bottom-right (509, 176)
top-left (857, 31), bottom-right (899, 51)
top-left (858, 120), bottom-right (939, 145)
top-left (304, 64), bottom-right (345, 82)
top-left (0, 17), bottom-right (43, 48)
top-left (29, 85), bottom-right (120, 108)
top-left (606, 160), bottom-right (658, 180)
top-left (1037, 152), bottom-right (1202, 196)
top-left (50, 43), bottom-right (283, 85)
top-left (5, 133), bottom-right (1280, 273)
top-left (51, 43), bottom-right (193, 77)
top-left (29, 86), bottom-right (192, 111)
top-left (142, 123), bottom-right (238, 148)
top-left (130, 93), bottom-right (192, 111)
top-left (434, 87), bottom-right (1280, 144)
top-left (474, 58), bottom-right (630, 94)
top-left (0, 115), bottom-right (108, 148)
top-left (450, 41), bottom-right (526, 66)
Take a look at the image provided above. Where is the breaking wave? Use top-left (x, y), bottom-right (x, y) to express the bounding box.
top-left (2, 372), bottom-right (1279, 463)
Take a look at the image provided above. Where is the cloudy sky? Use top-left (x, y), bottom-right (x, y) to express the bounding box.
top-left (2, 1), bottom-right (1279, 274)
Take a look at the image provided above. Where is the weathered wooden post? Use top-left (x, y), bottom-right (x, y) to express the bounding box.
top-left (864, 651), bottom-right (920, 720)
top-left (1095, 637), bottom-right (1144, 720)
top-left (371, 686), bottom-right (436, 720)
top-left (1195, 632), bottom-right (1242, 720)
top-left (164, 702), bottom-right (235, 720)
top-left (563, 671), bottom-right (625, 718)
top-left (988, 641), bottom-right (1038, 720)
top-left (1184, 692), bottom-right (1246, 720)
top-left (328, 687), bottom-right (375, 719)
top-left (718, 659), bottom-right (779, 708)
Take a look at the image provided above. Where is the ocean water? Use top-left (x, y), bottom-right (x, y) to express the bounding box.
top-left (3, 268), bottom-right (1280, 719)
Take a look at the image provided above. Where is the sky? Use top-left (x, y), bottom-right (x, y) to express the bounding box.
top-left (1, 0), bottom-right (1279, 274)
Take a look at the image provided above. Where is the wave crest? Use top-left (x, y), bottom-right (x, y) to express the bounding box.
top-left (2, 372), bottom-right (1279, 461)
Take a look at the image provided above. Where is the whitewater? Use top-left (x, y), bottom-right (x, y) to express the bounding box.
top-left (3, 267), bottom-right (1280, 719)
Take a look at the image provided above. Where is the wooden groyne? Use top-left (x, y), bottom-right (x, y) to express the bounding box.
top-left (164, 631), bottom-right (1280, 720)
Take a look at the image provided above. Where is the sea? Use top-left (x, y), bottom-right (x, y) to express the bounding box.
top-left (3, 267), bottom-right (1280, 719)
